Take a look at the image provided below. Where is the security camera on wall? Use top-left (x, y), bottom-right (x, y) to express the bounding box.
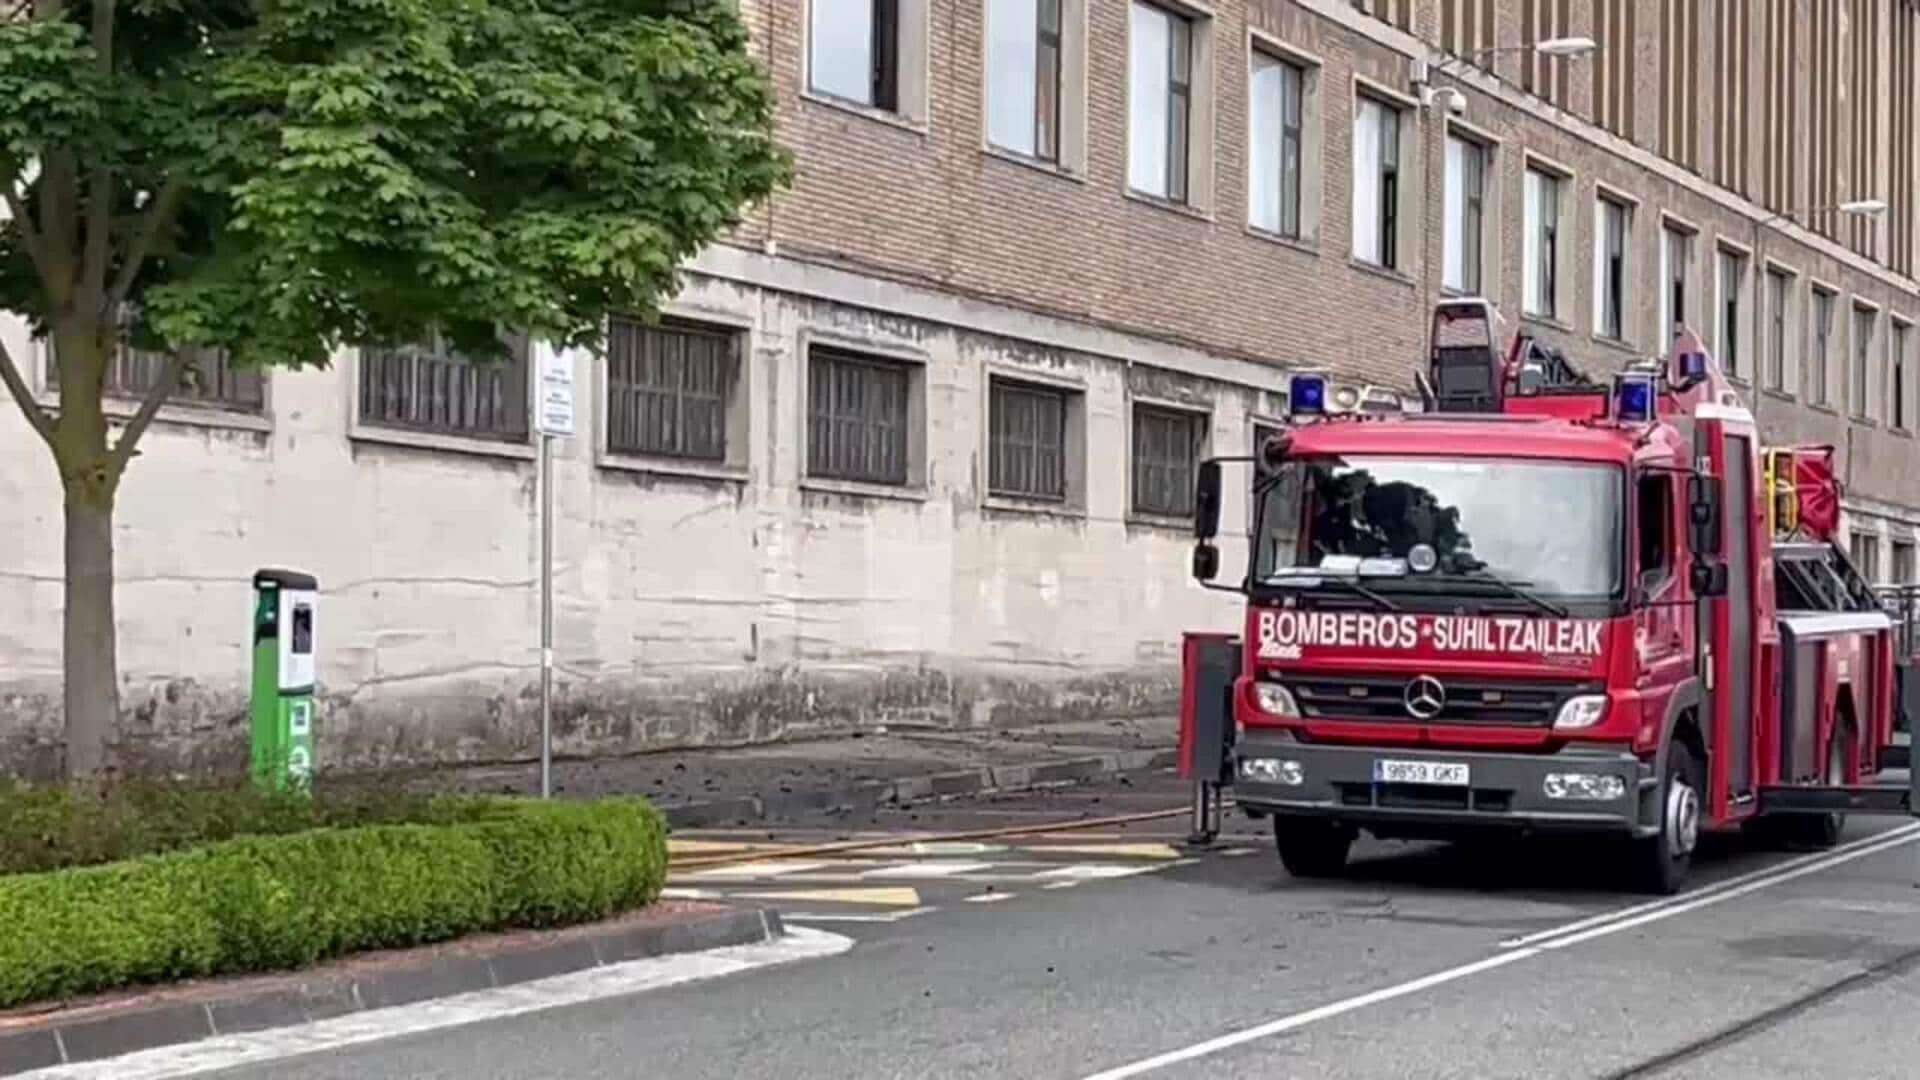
top-left (1446, 91), bottom-right (1466, 117)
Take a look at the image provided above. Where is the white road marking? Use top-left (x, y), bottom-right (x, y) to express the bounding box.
top-left (1078, 825), bottom-right (1920, 1080)
top-left (1078, 950), bottom-right (1542, 1080)
top-left (963, 892), bottom-right (1015, 903)
top-left (1499, 822), bottom-right (1920, 949)
top-left (781, 908), bottom-right (937, 924)
top-left (20, 926), bottom-right (854, 1080)
top-left (1529, 827), bottom-right (1920, 952)
top-left (858, 861), bottom-right (992, 879)
top-left (1042, 881), bottom-right (1081, 890)
top-left (1033, 864), bottom-right (1159, 881)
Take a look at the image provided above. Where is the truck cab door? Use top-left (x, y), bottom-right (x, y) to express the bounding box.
top-left (1634, 470), bottom-right (1690, 694)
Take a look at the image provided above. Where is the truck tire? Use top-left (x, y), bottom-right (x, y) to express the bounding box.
top-left (1631, 741), bottom-right (1702, 895)
top-left (1274, 818), bottom-right (1355, 878)
top-left (1787, 727), bottom-right (1852, 849)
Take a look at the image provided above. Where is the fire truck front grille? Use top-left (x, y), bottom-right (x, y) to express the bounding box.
top-left (1285, 676), bottom-right (1598, 727)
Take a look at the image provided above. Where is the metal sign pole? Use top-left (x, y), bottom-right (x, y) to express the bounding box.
top-left (530, 343), bottom-right (573, 801)
top-left (540, 430), bottom-right (554, 800)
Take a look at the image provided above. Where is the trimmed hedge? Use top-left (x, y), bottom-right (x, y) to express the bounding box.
top-left (0, 776), bottom-right (491, 876)
top-left (0, 797), bottom-right (667, 1009)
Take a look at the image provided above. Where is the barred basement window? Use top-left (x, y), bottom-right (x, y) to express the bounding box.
top-left (807, 345), bottom-right (911, 485)
top-left (988, 379), bottom-right (1067, 500)
top-left (1132, 403), bottom-right (1205, 517)
top-left (358, 334), bottom-right (528, 442)
top-left (49, 343), bottom-right (264, 413)
top-left (606, 316), bottom-right (737, 461)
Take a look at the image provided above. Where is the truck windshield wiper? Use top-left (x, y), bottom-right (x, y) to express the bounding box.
top-left (1446, 562), bottom-right (1569, 619)
top-left (1259, 571), bottom-right (1402, 612)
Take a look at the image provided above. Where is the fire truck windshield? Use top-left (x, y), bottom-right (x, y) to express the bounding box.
top-left (1253, 455), bottom-right (1625, 606)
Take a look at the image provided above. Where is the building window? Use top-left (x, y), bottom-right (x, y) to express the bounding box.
top-left (1248, 50), bottom-right (1304, 238)
top-left (49, 342), bottom-right (266, 414)
top-left (1764, 269), bottom-right (1790, 392)
top-left (604, 317), bottom-right (738, 462)
top-left (1894, 539), bottom-right (1916, 585)
top-left (810, 0), bottom-right (900, 111)
top-left (1852, 532), bottom-right (1882, 583)
top-left (358, 335), bottom-right (528, 442)
top-left (807, 345), bottom-right (911, 485)
top-left (1717, 249), bottom-right (1748, 380)
top-left (1853, 305), bottom-right (1876, 419)
top-left (1442, 135), bottom-right (1485, 294)
top-left (988, 379), bottom-right (1069, 501)
top-left (1594, 196), bottom-right (1630, 341)
top-left (1660, 224), bottom-right (1694, 345)
top-left (1892, 321), bottom-right (1911, 430)
top-left (986, 0), bottom-right (1062, 161)
top-left (1132, 403), bottom-right (1205, 517)
top-left (1523, 167), bottom-right (1560, 319)
top-left (1352, 96), bottom-right (1400, 269)
top-left (1810, 288), bottom-right (1835, 405)
top-left (1127, 1), bottom-right (1191, 203)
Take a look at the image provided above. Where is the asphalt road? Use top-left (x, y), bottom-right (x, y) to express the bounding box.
top-left (197, 770), bottom-right (1920, 1080)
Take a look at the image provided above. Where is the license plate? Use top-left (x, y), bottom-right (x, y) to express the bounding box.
top-left (1373, 759), bottom-right (1470, 786)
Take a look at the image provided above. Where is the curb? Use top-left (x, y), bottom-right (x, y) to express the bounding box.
top-left (661, 746), bottom-right (1179, 827)
top-left (0, 905), bottom-right (780, 1077)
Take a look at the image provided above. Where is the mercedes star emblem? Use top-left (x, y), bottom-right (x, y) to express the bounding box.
top-left (1404, 675), bottom-right (1447, 720)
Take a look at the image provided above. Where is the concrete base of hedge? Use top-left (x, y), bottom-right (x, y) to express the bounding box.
top-left (0, 904), bottom-right (779, 1076)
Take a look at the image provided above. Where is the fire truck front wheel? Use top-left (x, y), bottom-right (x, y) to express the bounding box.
top-left (1274, 817), bottom-right (1356, 878)
top-left (1630, 741), bottom-right (1703, 895)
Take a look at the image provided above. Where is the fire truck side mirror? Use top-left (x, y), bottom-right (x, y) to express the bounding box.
top-left (1194, 460), bottom-right (1224, 541)
top-left (1687, 474), bottom-right (1723, 556)
top-left (1192, 542), bottom-right (1221, 582)
top-left (1690, 558), bottom-right (1729, 597)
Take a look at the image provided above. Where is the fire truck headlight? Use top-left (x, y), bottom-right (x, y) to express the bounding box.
top-left (1543, 773), bottom-right (1627, 801)
top-left (1240, 757), bottom-right (1305, 785)
top-left (1254, 682), bottom-right (1301, 718)
top-left (1553, 694), bottom-right (1609, 731)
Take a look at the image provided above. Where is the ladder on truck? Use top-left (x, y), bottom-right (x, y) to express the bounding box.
top-left (1758, 444), bottom-right (1918, 819)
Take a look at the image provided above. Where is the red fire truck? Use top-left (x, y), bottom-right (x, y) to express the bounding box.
top-left (1179, 300), bottom-right (1917, 893)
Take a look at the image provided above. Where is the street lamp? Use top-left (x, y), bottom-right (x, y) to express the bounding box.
top-left (1415, 37), bottom-right (1600, 360)
top-left (1760, 199), bottom-right (1887, 231)
top-left (1534, 36), bottom-right (1599, 58)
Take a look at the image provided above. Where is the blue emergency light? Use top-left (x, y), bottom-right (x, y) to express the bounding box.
top-left (1613, 372), bottom-right (1657, 423)
top-left (1676, 350), bottom-right (1708, 384)
top-left (1289, 373), bottom-right (1328, 417)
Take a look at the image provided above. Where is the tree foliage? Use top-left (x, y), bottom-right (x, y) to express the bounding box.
top-left (0, 0), bottom-right (788, 775)
top-left (0, 0), bottom-right (787, 365)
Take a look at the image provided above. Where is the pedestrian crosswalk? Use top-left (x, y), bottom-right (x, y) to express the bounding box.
top-left (663, 836), bottom-right (1250, 927)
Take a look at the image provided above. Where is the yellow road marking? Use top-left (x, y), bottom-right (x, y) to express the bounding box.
top-left (678, 860), bottom-right (841, 880)
top-left (740, 886), bottom-right (924, 907)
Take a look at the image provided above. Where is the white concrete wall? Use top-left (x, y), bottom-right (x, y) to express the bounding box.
top-left (0, 253), bottom-right (1290, 776)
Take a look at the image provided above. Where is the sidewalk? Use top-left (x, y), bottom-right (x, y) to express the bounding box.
top-left (410, 715), bottom-right (1180, 827)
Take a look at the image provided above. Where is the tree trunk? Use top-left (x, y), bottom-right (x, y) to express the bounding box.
top-left (50, 326), bottom-right (124, 779)
top-left (62, 492), bottom-right (118, 776)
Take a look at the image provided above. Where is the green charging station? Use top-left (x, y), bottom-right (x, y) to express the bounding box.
top-left (251, 568), bottom-right (318, 791)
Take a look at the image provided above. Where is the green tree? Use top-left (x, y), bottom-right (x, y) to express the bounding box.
top-left (0, 0), bottom-right (787, 777)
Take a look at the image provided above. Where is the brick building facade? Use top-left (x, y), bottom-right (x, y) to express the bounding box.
top-left (3, 0), bottom-right (1919, 774)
